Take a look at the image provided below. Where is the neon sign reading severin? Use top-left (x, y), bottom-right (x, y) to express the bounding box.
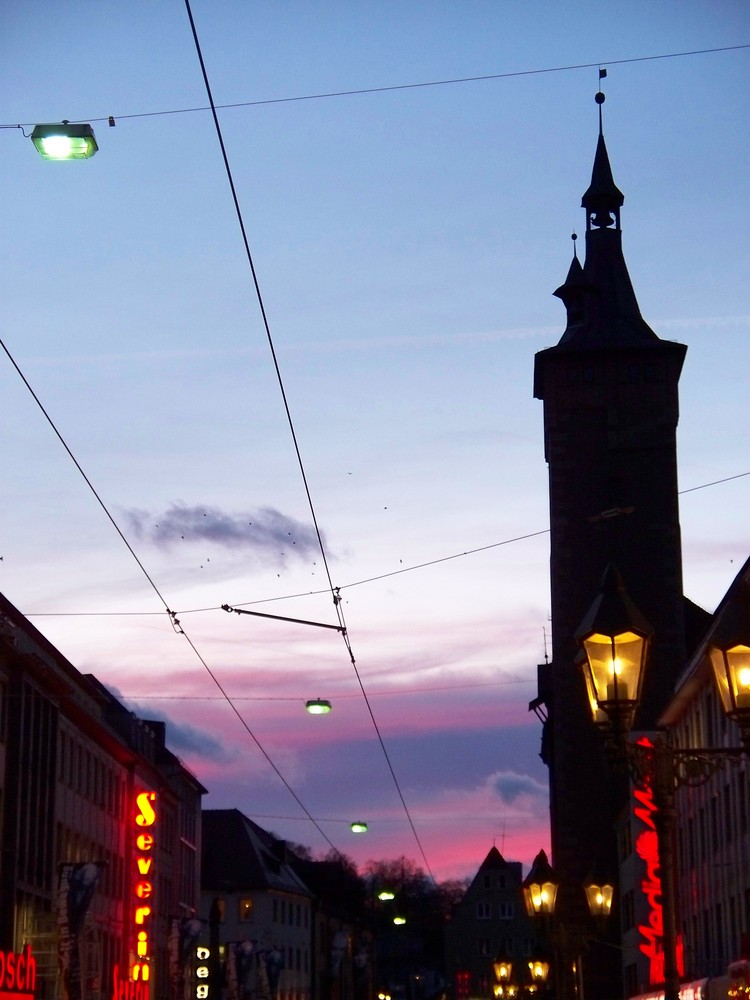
top-left (633, 738), bottom-right (684, 986)
top-left (133, 790), bottom-right (157, 989)
top-left (113, 791), bottom-right (157, 1000)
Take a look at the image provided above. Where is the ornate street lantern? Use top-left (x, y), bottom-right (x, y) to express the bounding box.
top-left (493, 952), bottom-right (513, 986)
top-left (583, 868), bottom-right (614, 922)
top-left (576, 564), bottom-right (652, 740)
top-left (522, 849), bottom-right (558, 918)
top-left (527, 957), bottom-right (550, 989)
top-left (708, 579), bottom-right (750, 749)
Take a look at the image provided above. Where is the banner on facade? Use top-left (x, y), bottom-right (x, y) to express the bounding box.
top-left (57, 862), bottom-right (106, 1000)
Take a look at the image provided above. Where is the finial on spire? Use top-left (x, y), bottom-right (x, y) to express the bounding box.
top-left (571, 232), bottom-right (578, 260)
top-left (596, 68), bottom-right (607, 135)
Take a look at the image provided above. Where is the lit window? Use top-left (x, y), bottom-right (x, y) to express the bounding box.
top-left (239, 898), bottom-right (253, 921)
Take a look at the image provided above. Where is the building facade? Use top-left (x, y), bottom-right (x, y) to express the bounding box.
top-left (656, 559), bottom-right (748, 988)
top-left (0, 591), bottom-right (205, 1000)
top-left (444, 847), bottom-right (537, 1000)
top-left (531, 98), bottom-right (749, 1000)
top-left (532, 104), bottom-right (699, 998)
top-left (200, 810), bottom-right (315, 1000)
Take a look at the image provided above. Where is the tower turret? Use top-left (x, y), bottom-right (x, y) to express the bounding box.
top-left (532, 94), bottom-right (688, 999)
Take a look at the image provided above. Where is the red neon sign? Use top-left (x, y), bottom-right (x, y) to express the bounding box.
top-left (633, 738), bottom-right (684, 985)
top-left (112, 791), bottom-right (157, 1000)
top-left (133, 791), bottom-right (157, 987)
top-left (0, 945), bottom-right (36, 1000)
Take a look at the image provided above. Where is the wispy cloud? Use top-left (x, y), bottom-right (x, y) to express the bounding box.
top-left (159, 717), bottom-right (236, 764)
top-left (100, 684), bottom-right (236, 764)
top-left (123, 503), bottom-right (322, 562)
top-left (491, 769), bottom-right (547, 804)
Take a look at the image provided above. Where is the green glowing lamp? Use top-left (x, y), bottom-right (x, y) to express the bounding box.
top-left (31, 122), bottom-right (98, 160)
top-left (305, 699), bottom-right (332, 715)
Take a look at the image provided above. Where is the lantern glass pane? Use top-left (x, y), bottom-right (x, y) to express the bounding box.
top-left (583, 630), bottom-right (643, 704)
top-left (528, 960), bottom-right (549, 984)
top-left (727, 645), bottom-right (750, 711)
top-left (585, 882), bottom-right (614, 918)
top-left (709, 647), bottom-right (734, 715)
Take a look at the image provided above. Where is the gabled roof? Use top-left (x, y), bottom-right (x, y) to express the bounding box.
top-left (477, 845), bottom-right (511, 872)
top-left (202, 808), bottom-right (312, 896)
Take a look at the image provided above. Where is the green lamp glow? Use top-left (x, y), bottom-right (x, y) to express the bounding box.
top-left (31, 122), bottom-right (98, 160)
top-left (305, 699), bottom-right (332, 715)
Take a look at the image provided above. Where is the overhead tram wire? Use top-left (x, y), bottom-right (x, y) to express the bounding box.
top-left (4, 43), bottom-right (748, 131)
top-left (0, 334), bottom-right (341, 857)
top-left (183, 0), bottom-right (436, 883)
top-left (21, 469), bottom-right (750, 620)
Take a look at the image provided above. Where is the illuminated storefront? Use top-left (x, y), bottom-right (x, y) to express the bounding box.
top-left (0, 591), bottom-right (204, 1000)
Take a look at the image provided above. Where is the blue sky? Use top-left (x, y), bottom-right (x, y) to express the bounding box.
top-left (1, 1), bottom-right (748, 880)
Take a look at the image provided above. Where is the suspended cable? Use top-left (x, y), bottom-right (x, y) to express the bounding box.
top-left (0, 334), bottom-right (340, 856)
top-left (184, 0), bottom-right (435, 882)
top-left (21, 468), bottom-right (749, 620)
top-left (4, 43), bottom-right (748, 130)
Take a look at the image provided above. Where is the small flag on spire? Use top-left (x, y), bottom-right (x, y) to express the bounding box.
top-left (599, 68), bottom-right (607, 79)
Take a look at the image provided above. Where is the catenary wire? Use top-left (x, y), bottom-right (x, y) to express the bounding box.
top-left (4, 28), bottom-right (746, 868)
top-left (3, 44), bottom-right (748, 129)
top-left (20, 469), bottom-right (749, 619)
top-left (0, 334), bottom-right (341, 856)
top-left (183, 0), bottom-right (435, 881)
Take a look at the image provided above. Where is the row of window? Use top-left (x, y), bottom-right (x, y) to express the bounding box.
top-left (272, 898), bottom-right (310, 929)
top-left (476, 902), bottom-right (515, 920)
top-left (475, 937), bottom-right (535, 958)
top-left (233, 896), bottom-right (311, 930)
top-left (481, 873), bottom-right (510, 890)
top-left (57, 822), bottom-right (126, 902)
top-left (684, 890), bottom-right (750, 976)
top-left (58, 729), bottom-right (127, 817)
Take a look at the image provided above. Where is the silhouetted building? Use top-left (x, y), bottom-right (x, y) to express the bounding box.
top-left (0, 590), bottom-right (205, 1000)
top-left (444, 847), bottom-right (536, 1000)
top-left (200, 810), bottom-right (314, 1000)
top-left (532, 108), bottom-right (700, 998)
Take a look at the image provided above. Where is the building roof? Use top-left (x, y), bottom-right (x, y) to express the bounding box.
top-left (202, 808), bottom-right (313, 896)
top-left (476, 845), bottom-right (512, 872)
top-left (660, 554), bottom-right (750, 726)
top-left (534, 125), bottom-right (686, 400)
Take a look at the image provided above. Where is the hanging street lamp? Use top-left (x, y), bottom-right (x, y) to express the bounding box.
top-left (31, 122), bottom-right (98, 160)
top-left (305, 698), bottom-right (332, 715)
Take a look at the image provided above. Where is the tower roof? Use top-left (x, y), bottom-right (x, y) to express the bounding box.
top-left (581, 133), bottom-right (624, 218)
top-left (534, 111), bottom-right (687, 400)
top-left (545, 130), bottom-right (662, 352)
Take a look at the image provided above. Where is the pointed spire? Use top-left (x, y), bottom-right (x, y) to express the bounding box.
top-left (553, 238), bottom-right (588, 331)
top-left (546, 89), bottom-right (663, 349)
top-left (581, 89), bottom-right (624, 230)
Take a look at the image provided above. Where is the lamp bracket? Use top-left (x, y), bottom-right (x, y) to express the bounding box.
top-left (622, 736), bottom-right (746, 793)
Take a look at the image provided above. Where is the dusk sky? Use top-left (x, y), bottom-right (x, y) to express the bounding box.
top-left (2, 2), bottom-right (748, 882)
